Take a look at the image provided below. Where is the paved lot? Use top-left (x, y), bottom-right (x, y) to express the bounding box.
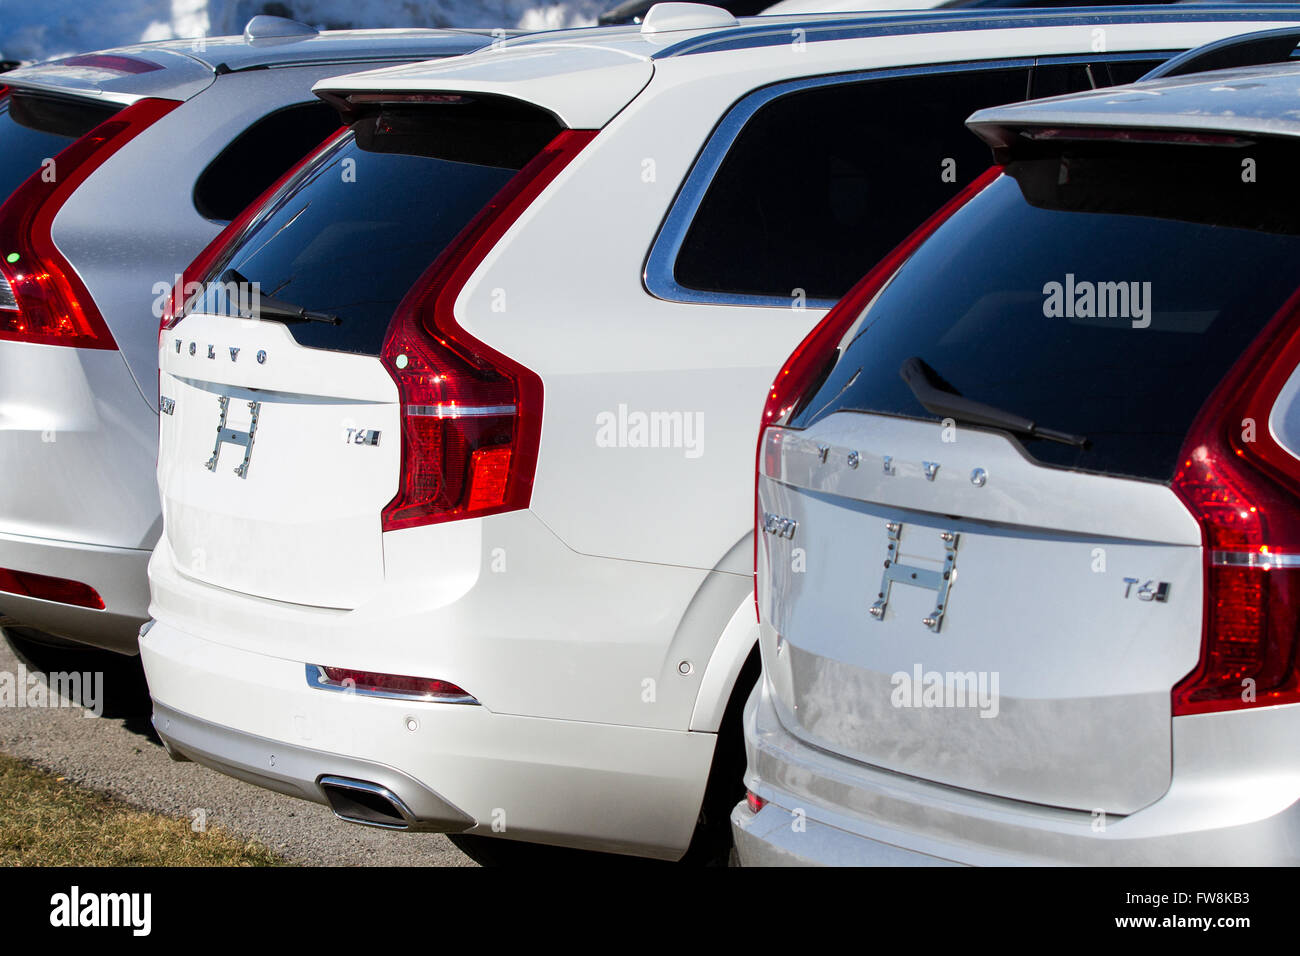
top-left (0, 631), bottom-right (473, 866)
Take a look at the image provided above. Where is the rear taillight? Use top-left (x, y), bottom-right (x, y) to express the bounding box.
top-left (0, 568), bottom-right (104, 610)
top-left (744, 790), bottom-right (767, 814)
top-left (1172, 288), bottom-right (1300, 716)
top-left (160, 127), bottom-right (347, 343)
top-left (752, 166), bottom-right (1003, 621)
top-left (309, 665), bottom-right (476, 703)
top-left (380, 129), bottom-right (596, 532)
top-left (0, 95), bottom-right (179, 349)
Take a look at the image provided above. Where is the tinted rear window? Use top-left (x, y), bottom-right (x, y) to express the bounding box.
top-left (789, 138), bottom-right (1300, 482)
top-left (672, 67), bottom-right (1029, 301)
top-left (199, 99), bottom-right (561, 355)
top-left (0, 92), bottom-right (119, 200)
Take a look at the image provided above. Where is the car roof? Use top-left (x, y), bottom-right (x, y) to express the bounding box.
top-left (503, 4), bottom-right (1300, 58)
top-left (315, 4), bottom-right (1300, 128)
top-left (1, 21), bottom-right (497, 105)
top-left (968, 59), bottom-right (1300, 147)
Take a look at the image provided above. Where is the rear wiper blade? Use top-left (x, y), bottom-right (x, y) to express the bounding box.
top-left (220, 269), bottom-right (341, 326)
top-left (899, 356), bottom-right (1089, 449)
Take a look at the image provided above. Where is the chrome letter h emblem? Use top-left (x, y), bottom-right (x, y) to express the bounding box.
top-left (206, 395), bottom-right (260, 479)
top-left (868, 521), bottom-right (959, 632)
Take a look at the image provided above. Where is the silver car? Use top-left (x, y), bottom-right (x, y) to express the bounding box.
top-left (734, 28), bottom-right (1300, 865)
top-left (0, 16), bottom-right (493, 654)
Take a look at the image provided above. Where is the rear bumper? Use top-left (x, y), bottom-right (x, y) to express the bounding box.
top-left (0, 529), bottom-right (151, 654)
top-left (733, 679), bottom-right (1300, 866)
top-left (152, 699), bottom-right (474, 831)
top-left (141, 505), bottom-right (747, 856)
top-left (140, 612), bottom-right (717, 859)
top-left (732, 800), bottom-right (961, 866)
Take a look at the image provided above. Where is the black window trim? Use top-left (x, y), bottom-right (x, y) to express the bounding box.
top-left (642, 50), bottom-right (1173, 310)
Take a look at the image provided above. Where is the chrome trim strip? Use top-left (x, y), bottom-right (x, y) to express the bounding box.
top-left (643, 59), bottom-right (1038, 308)
top-left (1028, 50), bottom-right (1181, 68)
top-left (305, 664), bottom-right (480, 705)
top-left (1211, 550), bottom-right (1300, 569)
top-left (406, 403), bottom-right (516, 419)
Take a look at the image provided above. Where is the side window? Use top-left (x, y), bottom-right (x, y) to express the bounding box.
top-left (192, 101), bottom-right (341, 222)
top-left (671, 67), bottom-right (1030, 302)
top-left (1028, 57), bottom-right (1166, 101)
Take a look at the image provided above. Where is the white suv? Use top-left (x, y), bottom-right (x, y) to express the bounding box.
top-left (735, 29), bottom-right (1300, 865)
top-left (139, 5), bottom-right (1300, 862)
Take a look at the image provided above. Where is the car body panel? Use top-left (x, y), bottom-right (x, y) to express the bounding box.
top-left (757, 415), bottom-right (1203, 814)
top-left (159, 314), bottom-right (399, 608)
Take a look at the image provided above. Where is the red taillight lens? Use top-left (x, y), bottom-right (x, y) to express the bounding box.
top-left (752, 166), bottom-right (1003, 621)
top-left (160, 126), bottom-right (347, 343)
top-left (0, 95), bottom-right (179, 349)
top-left (380, 129), bottom-right (596, 532)
top-left (1172, 287), bottom-right (1300, 715)
top-left (312, 666), bottom-right (474, 702)
top-left (745, 790), bottom-right (767, 814)
top-left (0, 568), bottom-right (104, 610)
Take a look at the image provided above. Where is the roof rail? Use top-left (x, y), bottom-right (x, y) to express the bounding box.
top-left (1140, 25), bottom-right (1300, 80)
top-left (648, 6), bottom-right (1300, 60)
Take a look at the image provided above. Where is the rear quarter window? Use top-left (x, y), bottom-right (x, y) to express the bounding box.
top-left (670, 66), bottom-right (1030, 302)
top-left (192, 101), bottom-right (342, 222)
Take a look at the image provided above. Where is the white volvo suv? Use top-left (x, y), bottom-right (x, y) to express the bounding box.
top-left (138, 5), bottom-right (1300, 862)
top-left (735, 28), bottom-right (1300, 865)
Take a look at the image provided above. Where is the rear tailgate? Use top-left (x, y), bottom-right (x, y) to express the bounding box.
top-left (157, 92), bottom-right (578, 608)
top-left (160, 314), bottom-right (398, 609)
top-left (759, 418), bottom-right (1201, 814)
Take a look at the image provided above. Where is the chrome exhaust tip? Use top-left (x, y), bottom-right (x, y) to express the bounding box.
top-left (318, 775), bottom-right (418, 830)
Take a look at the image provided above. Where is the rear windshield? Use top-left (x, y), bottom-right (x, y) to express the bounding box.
top-left (199, 99), bottom-right (561, 355)
top-left (0, 92), bottom-right (120, 200)
top-left (788, 138), bottom-right (1300, 483)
